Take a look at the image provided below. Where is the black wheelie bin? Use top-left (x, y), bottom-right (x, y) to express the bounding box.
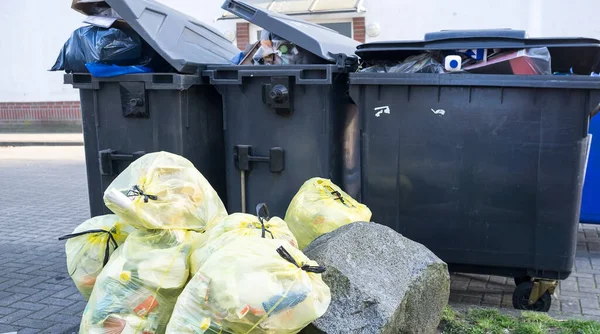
top-left (349, 29), bottom-right (600, 311)
top-left (65, 0), bottom-right (239, 217)
top-left (204, 0), bottom-right (361, 217)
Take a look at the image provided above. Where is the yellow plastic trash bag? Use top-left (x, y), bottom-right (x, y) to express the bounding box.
top-left (103, 151), bottom-right (227, 231)
top-left (285, 177), bottom-right (372, 249)
top-left (166, 237), bottom-right (331, 334)
top-left (59, 214), bottom-right (133, 300)
top-left (206, 211), bottom-right (297, 248)
top-left (190, 211), bottom-right (298, 274)
top-left (80, 229), bottom-right (198, 334)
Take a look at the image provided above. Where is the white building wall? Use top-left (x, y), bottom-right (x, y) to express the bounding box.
top-left (364, 0), bottom-right (600, 41)
top-left (0, 0), bottom-right (599, 103)
top-left (0, 0), bottom-right (225, 103)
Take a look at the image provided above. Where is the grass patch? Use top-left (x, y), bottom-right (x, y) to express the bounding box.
top-left (439, 306), bottom-right (600, 334)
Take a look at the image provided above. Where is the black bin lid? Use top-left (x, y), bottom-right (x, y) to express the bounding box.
top-left (222, 0), bottom-right (359, 64)
top-left (105, 0), bottom-right (240, 73)
top-left (356, 29), bottom-right (600, 73)
top-left (424, 29), bottom-right (528, 42)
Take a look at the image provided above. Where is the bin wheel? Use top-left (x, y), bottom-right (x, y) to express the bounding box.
top-left (512, 281), bottom-right (552, 312)
top-left (514, 276), bottom-right (532, 286)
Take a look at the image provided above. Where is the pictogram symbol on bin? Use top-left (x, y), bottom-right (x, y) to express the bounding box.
top-left (374, 106), bottom-right (391, 117)
top-left (431, 108), bottom-right (446, 116)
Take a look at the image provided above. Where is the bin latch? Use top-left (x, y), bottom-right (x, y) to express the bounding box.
top-left (336, 54), bottom-right (359, 71)
top-left (99, 149), bottom-right (146, 176)
top-left (263, 77), bottom-right (293, 115)
top-left (234, 145), bottom-right (284, 173)
top-left (120, 82), bottom-right (148, 118)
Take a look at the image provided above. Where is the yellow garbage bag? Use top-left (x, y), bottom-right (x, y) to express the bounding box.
top-left (80, 229), bottom-right (199, 334)
top-left (166, 237), bottom-right (331, 334)
top-left (285, 177), bottom-right (372, 249)
top-left (190, 212), bottom-right (298, 274)
top-left (103, 151), bottom-right (227, 231)
top-left (59, 214), bottom-right (133, 300)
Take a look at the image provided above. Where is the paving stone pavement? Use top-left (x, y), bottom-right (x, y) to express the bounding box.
top-left (0, 146), bottom-right (89, 334)
top-left (1, 146), bottom-right (599, 333)
top-left (449, 224), bottom-right (600, 322)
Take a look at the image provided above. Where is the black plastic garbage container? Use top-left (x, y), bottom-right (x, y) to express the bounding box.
top-left (349, 30), bottom-right (600, 311)
top-left (204, 0), bottom-right (361, 217)
top-left (65, 0), bottom-right (239, 217)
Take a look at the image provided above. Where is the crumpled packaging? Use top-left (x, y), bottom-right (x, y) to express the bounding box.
top-left (60, 214), bottom-right (134, 300)
top-left (80, 229), bottom-right (200, 334)
top-left (190, 213), bottom-right (298, 274)
top-left (166, 237), bottom-right (330, 334)
top-left (103, 151), bottom-right (227, 231)
top-left (285, 177), bottom-right (372, 249)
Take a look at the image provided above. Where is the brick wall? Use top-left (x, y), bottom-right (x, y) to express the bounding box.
top-left (0, 102), bottom-right (82, 125)
top-left (352, 17), bottom-right (365, 43)
top-left (236, 22), bottom-right (250, 51)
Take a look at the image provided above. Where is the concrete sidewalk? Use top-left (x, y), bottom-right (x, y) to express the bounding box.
top-left (0, 133), bottom-right (83, 146)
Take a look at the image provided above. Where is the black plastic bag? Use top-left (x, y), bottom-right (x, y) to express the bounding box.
top-left (51, 26), bottom-right (143, 73)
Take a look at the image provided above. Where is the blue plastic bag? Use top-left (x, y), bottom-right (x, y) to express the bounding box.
top-left (231, 51), bottom-right (245, 65)
top-left (85, 63), bottom-right (152, 77)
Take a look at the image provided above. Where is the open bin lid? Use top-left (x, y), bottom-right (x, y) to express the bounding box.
top-left (222, 0), bottom-right (359, 65)
top-left (356, 29), bottom-right (600, 73)
top-left (104, 0), bottom-right (239, 73)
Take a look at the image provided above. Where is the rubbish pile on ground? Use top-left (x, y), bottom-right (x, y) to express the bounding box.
top-left (75, 152), bottom-right (227, 332)
top-left (60, 152), bottom-right (339, 333)
top-left (60, 151), bottom-right (450, 333)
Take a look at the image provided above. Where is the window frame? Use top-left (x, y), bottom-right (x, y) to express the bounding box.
top-left (249, 17), bottom-right (355, 44)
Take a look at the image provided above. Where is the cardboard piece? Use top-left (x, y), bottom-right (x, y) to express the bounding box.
top-left (463, 49), bottom-right (551, 75)
top-left (72, 0), bottom-right (121, 28)
top-left (240, 42), bottom-right (261, 65)
top-left (84, 15), bottom-right (118, 28)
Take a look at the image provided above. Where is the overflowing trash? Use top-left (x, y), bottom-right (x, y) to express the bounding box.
top-left (237, 30), bottom-right (322, 66)
top-left (462, 47), bottom-right (551, 75)
top-left (59, 214), bottom-right (133, 300)
top-left (166, 238), bottom-right (330, 334)
top-left (362, 52), bottom-right (445, 74)
top-left (52, 0), bottom-right (176, 76)
top-left (50, 26), bottom-right (146, 74)
top-left (61, 151), bottom-right (373, 333)
top-left (361, 47), bottom-right (552, 75)
top-left (285, 178), bottom-right (372, 249)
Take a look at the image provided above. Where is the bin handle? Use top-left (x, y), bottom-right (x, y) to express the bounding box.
top-left (591, 103), bottom-right (600, 118)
